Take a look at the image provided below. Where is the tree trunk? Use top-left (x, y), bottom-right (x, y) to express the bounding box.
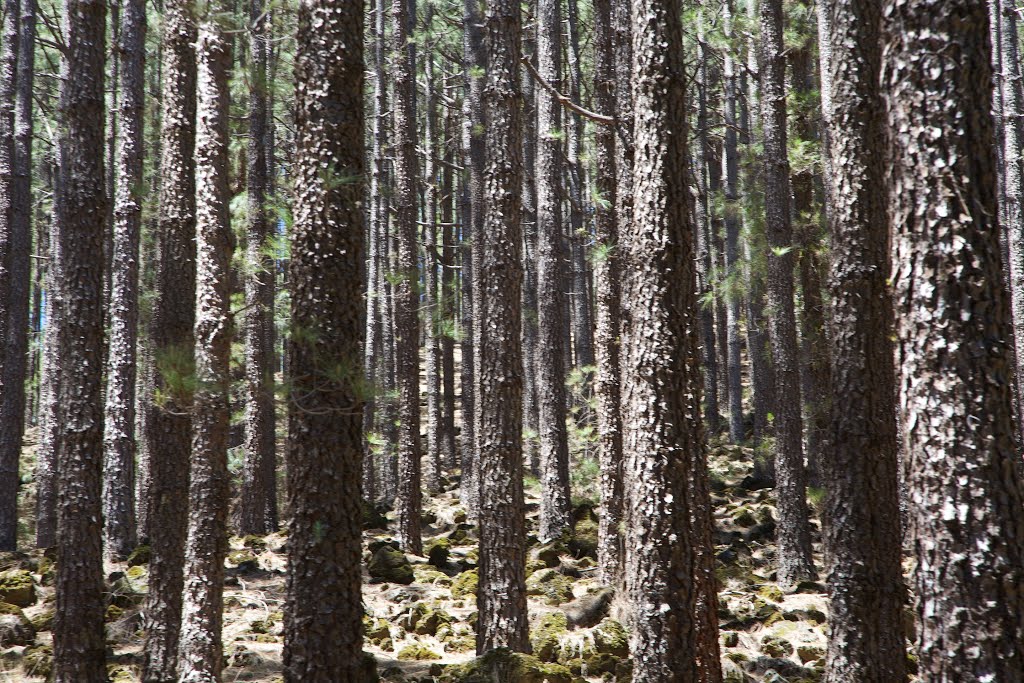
top-left (476, 0), bottom-right (529, 653)
top-left (592, 0), bottom-right (623, 589)
top-left (623, 0), bottom-right (720, 678)
top-left (521, 29), bottom-right (540, 477)
top-left (238, 0), bottom-right (278, 536)
top-left (283, 0), bottom-right (366, 675)
top-left (424, 28), bottom-right (443, 494)
top-left (103, 0), bottom-right (144, 560)
top-left (440, 113), bottom-right (457, 472)
top-left (141, 0), bottom-right (197, 674)
top-left (758, 0), bottom-right (816, 588)
top-left (0, 0), bottom-right (17, 553)
top-left (883, 1), bottom-right (1024, 677)
top-left (820, 1), bottom-right (907, 679)
top-left (390, 0), bottom-right (423, 555)
top-left (52, 0), bottom-right (108, 673)
top-left (534, 0), bottom-right (571, 542)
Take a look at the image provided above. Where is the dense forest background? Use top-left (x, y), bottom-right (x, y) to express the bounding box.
top-left (0, 0), bottom-right (1023, 680)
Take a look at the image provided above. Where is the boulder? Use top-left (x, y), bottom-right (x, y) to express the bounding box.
top-left (563, 587), bottom-right (614, 628)
top-left (0, 570), bottom-right (35, 607)
top-left (0, 603), bottom-right (34, 646)
top-left (368, 546), bottom-right (414, 585)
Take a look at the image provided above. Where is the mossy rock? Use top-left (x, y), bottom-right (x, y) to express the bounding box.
top-left (126, 565), bottom-right (147, 580)
top-left (364, 616), bottom-right (391, 644)
top-left (535, 541), bottom-right (566, 568)
top-left (732, 508), bottom-right (757, 528)
top-left (758, 585), bottom-right (784, 602)
top-left (105, 604), bottom-right (125, 623)
top-left (452, 509), bottom-right (468, 523)
top-left (426, 538), bottom-right (451, 568)
top-left (525, 568), bottom-right (573, 606)
top-left (23, 645), bottom-right (52, 679)
top-left (242, 535), bottom-right (268, 553)
top-left (0, 569), bottom-right (35, 607)
top-left (568, 518), bottom-right (598, 559)
top-left (406, 603), bottom-right (454, 636)
top-left (30, 608), bottom-right (54, 632)
top-left (761, 635), bottom-right (794, 658)
top-left (228, 550), bottom-right (258, 566)
top-left (227, 645), bottom-right (265, 667)
top-left (37, 557), bottom-right (55, 587)
top-left (363, 500), bottom-right (390, 530)
top-left (0, 602), bottom-right (34, 646)
top-left (415, 565), bottom-right (454, 586)
top-left (583, 652), bottom-right (620, 676)
top-left (592, 618), bottom-right (628, 658)
top-left (722, 631), bottom-right (739, 648)
top-left (450, 569), bottom-right (478, 599)
top-left (530, 612), bottom-right (568, 662)
top-left (397, 643), bottom-right (441, 661)
top-left (126, 545), bottom-right (152, 567)
top-left (445, 635), bottom-right (475, 653)
top-left (368, 546), bottom-right (414, 585)
top-left (250, 618), bottom-right (271, 634)
top-left (440, 648), bottom-right (573, 683)
top-left (797, 645), bottom-right (825, 664)
top-left (108, 665), bottom-right (134, 682)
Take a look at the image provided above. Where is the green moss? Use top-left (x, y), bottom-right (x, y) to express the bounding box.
top-left (29, 608), bottom-right (53, 632)
top-left (440, 648), bottom-right (572, 683)
top-left (242, 535), bottom-right (268, 553)
top-left (732, 508), bottom-right (757, 527)
top-left (0, 570), bottom-right (35, 607)
top-left (525, 568), bottom-right (574, 605)
top-left (414, 565), bottom-right (453, 586)
top-left (368, 546), bottom-right (414, 585)
top-left (105, 605), bottom-right (124, 622)
top-left (450, 569), bottom-right (478, 599)
top-left (426, 538), bottom-right (451, 567)
top-left (396, 643), bottom-right (441, 661)
top-left (407, 603), bottom-right (453, 636)
top-left (126, 545), bottom-right (152, 567)
top-left (364, 616), bottom-right (391, 644)
top-left (758, 585), bottom-right (784, 602)
top-left (530, 612), bottom-right (568, 662)
top-left (592, 618), bottom-right (628, 657)
top-left (761, 634), bottom-right (794, 658)
top-left (568, 518), bottom-right (598, 559)
top-left (126, 565), bottom-right (147, 580)
top-left (23, 645), bottom-right (52, 679)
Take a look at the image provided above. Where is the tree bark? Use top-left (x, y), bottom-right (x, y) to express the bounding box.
top-left (176, 5), bottom-right (232, 679)
top-left (623, 0), bottom-right (721, 678)
top-left (476, 0), bottom-right (529, 653)
top-left (283, 0), bottom-right (366, 675)
top-left (821, 0), bottom-right (907, 679)
top-left (0, 0), bottom-right (17, 553)
top-left (390, 0), bottom-right (423, 555)
top-left (883, 1), bottom-right (1024, 678)
top-left (52, 0), bottom-right (108, 674)
top-left (141, 0), bottom-right (197, 675)
top-left (758, 0), bottom-right (816, 587)
top-left (102, 0), bottom-right (144, 560)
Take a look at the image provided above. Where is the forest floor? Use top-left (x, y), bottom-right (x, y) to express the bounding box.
top-left (0, 435), bottom-right (912, 682)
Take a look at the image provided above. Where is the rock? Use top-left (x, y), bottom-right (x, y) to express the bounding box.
top-left (426, 538), bottom-right (450, 568)
top-left (397, 644), bottom-right (442, 661)
top-left (535, 542), bottom-right (566, 568)
top-left (758, 585), bottom-right (784, 602)
top-left (760, 634), bottom-right (794, 658)
top-left (794, 580), bottom-right (825, 594)
top-left (0, 570), bottom-right (35, 607)
top-left (450, 569), bottom-right (478, 599)
top-left (413, 565), bottom-right (453, 586)
top-left (447, 523), bottom-right (475, 545)
top-left (530, 612), bottom-right (568, 662)
top-left (368, 546), bottom-right (414, 585)
top-left (722, 631), bottom-right (740, 648)
top-left (563, 587), bottom-right (614, 628)
top-left (364, 616), bottom-right (391, 645)
top-left (723, 659), bottom-right (752, 682)
top-left (241, 535), bottom-right (268, 553)
top-left (783, 607), bottom-right (827, 625)
top-left (23, 645), bottom-right (53, 679)
top-left (0, 603), bottom-right (34, 646)
top-left (406, 603), bottom-right (453, 636)
top-left (30, 608), bottom-right (54, 632)
top-left (743, 656), bottom-right (816, 680)
top-left (568, 518), bottom-right (598, 559)
top-left (525, 568), bottom-right (574, 605)
top-left (797, 645), bottom-right (825, 664)
top-left (363, 500), bottom-right (390, 530)
top-left (733, 508), bottom-right (757, 527)
top-left (452, 509), bottom-right (467, 523)
top-left (227, 645), bottom-right (264, 667)
top-left (591, 618), bottom-right (628, 657)
top-left (126, 545), bottom-right (151, 567)
top-left (440, 648), bottom-right (572, 683)
top-left (583, 652), bottom-right (620, 676)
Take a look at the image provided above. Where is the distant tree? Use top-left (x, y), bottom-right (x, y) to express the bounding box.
top-left (883, 0), bottom-right (1024, 677)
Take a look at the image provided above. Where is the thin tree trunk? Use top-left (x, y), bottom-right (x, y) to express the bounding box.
top-left (440, 112), bottom-right (457, 472)
top-left (177, 6), bottom-right (231, 677)
top-left (0, 0), bottom-right (17, 553)
top-left (883, 1), bottom-right (1024, 677)
top-left (103, 0), bottom-right (144, 559)
top-left (759, 0), bottom-right (816, 587)
top-left (476, 0), bottom-right (529, 653)
top-left (390, 0), bottom-right (423, 555)
top-left (535, 0), bottom-right (571, 542)
top-left (521, 22), bottom-right (540, 477)
top-left (52, 0), bottom-right (108, 672)
top-left (424, 27), bottom-right (443, 494)
top-left (282, 0), bottom-right (366, 673)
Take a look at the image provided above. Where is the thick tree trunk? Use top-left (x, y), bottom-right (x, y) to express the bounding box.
top-left (103, 0), bottom-right (144, 560)
top-left (177, 10), bottom-right (232, 678)
top-left (52, 0), bottom-right (108, 674)
top-left (141, 0), bottom-right (197, 675)
top-left (758, 0), bottom-right (816, 588)
top-left (821, 1), bottom-right (907, 679)
top-left (883, 1), bottom-right (1024, 678)
top-left (535, 0), bottom-right (571, 542)
top-left (623, 0), bottom-right (720, 678)
top-left (476, 0), bottom-right (529, 653)
top-left (592, 0), bottom-right (623, 588)
top-left (238, 0), bottom-right (278, 536)
top-left (390, 0), bottom-right (423, 555)
top-left (283, 0), bottom-right (366, 675)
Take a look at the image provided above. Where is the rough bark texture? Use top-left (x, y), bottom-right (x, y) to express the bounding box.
top-left (52, 0), bottom-right (108, 675)
top-left (521, 33), bottom-right (539, 478)
top-left (535, 0), bottom-right (572, 542)
top-left (141, 0), bottom-right (197, 675)
top-left (238, 0), bottom-right (278, 536)
top-left (821, 0), bottom-right (907, 679)
top-left (283, 0), bottom-right (366, 675)
top-left (883, 1), bottom-right (1024, 678)
top-left (476, 0), bottom-right (529, 653)
top-left (592, 0), bottom-right (623, 588)
top-left (758, 0), bottom-right (816, 587)
top-left (103, 0), bottom-right (144, 560)
top-left (390, 0), bottom-right (423, 555)
top-left (0, 0), bottom-right (17, 553)
top-left (424, 34), bottom-right (442, 494)
top-left (622, 0), bottom-right (720, 678)
top-left (177, 9), bottom-right (232, 680)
